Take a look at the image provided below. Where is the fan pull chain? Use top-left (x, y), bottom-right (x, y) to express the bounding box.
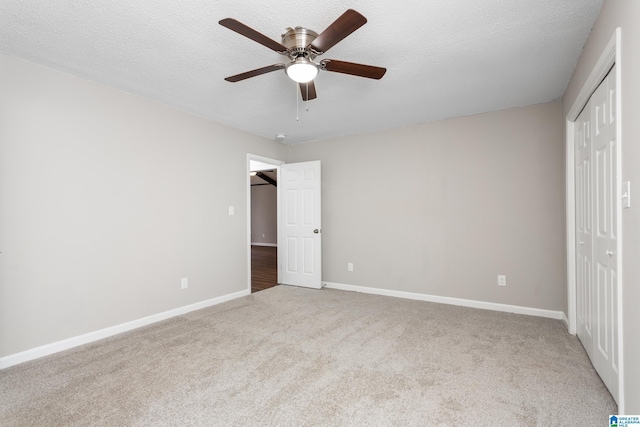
top-left (295, 82), bottom-right (312, 121)
top-left (305, 83), bottom-right (310, 112)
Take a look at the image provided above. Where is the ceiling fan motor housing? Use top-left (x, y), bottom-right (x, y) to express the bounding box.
top-left (281, 27), bottom-right (318, 60)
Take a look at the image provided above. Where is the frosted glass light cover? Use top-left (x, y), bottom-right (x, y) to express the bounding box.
top-left (286, 61), bottom-right (318, 83)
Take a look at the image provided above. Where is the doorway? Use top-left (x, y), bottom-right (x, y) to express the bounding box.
top-left (246, 155), bottom-right (323, 293)
top-left (247, 155), bottom-right (283, 293)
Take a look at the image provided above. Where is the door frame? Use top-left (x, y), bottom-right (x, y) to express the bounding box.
top-left (246, 154), bottom-right (284, 292)
top-left (564, 28), bottom-right (623, 409)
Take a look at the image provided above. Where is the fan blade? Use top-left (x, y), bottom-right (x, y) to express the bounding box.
top-left (299, 81), bottom-right (317, 101)
top-left (323, 60), bottom-right (386, 79)
top-left (309, 9), bottom-right (367, 54)
top-left (224, 64), bottom-right (285, 82)
top-left (219, 18), bottom-right (288, 53)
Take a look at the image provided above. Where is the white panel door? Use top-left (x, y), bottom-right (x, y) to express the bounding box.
top-left (574, 65), bottom-right (619, 403)
top-left (591, 66), bottom-right (619, 401)
top-left (575, 101), bottom-right (593, 359)
top-left (279, 161), bottom-right (321, 289)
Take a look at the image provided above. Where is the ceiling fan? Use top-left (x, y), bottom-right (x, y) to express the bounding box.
top-left (219, 9), bottom-right (386, 101)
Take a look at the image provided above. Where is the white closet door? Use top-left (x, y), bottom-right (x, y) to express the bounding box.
top-left (575, 100), bottom-right (593, 359)
top-left (591, 66), bottom-right (619, 401)
top-left (575, 65), bottom-right (619, 403)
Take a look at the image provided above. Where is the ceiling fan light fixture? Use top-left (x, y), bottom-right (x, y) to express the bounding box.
top-left (285, 58), bottom-right (318, 83)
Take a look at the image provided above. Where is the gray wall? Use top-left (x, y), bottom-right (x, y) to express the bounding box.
top-left (0, 54), bottom-right (287, 356)
top-left (251, 184), bottom-right (277, 245)
top-left (288, 101), bottom-right (566, 311)
top-left (562, 0), bottom-right (640, 413)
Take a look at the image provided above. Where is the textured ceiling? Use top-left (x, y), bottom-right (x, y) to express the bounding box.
top-left (0, 0), bottom-right (603, 144)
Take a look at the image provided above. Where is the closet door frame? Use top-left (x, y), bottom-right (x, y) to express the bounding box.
top-left (565, 28), bottom-right (623, 409)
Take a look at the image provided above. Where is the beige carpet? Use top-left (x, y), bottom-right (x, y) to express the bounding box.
top-left (0, 286), bottom-right (616, 426)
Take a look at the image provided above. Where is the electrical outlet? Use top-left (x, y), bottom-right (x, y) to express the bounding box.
top-left (181, 277), bottom-right (188, 289)
top-left (498, 275), bottom-right (507, 287)
top-left (348, 262), bottom-right (354, 272)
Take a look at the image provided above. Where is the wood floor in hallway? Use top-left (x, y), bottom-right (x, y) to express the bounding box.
top-left (251, 245), bottom-right (278, 293)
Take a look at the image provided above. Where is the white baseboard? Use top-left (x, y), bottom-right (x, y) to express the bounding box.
top-left (562, 312), bottom-right (572, 332)
top-left (0, 289), bottom-right (250, 370)
top-left (251, 242), bottom-right (277, 247)
top-left (323, 282), bottom-right (564, 320)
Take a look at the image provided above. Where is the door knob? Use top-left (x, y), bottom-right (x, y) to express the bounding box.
top-left (313, 229), bottom-right (320, 234)
top-left (606, 250), bottom-right (614, 256)
top-left (579, 241), bottom-right (585, 245)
